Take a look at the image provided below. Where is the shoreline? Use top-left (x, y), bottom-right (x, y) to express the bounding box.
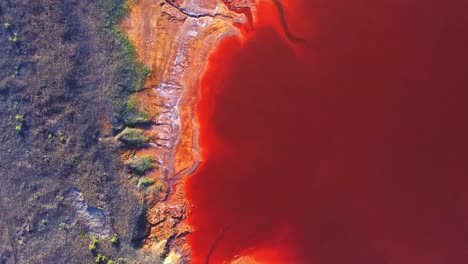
top-left (117, 1), bottom-right (254, 262)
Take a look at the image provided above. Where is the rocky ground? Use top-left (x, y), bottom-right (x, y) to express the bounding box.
top-left (0, 0), bottom-right (161, 263)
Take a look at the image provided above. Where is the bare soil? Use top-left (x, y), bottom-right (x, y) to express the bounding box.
top-left (0, 1), bottom-right (152, 263)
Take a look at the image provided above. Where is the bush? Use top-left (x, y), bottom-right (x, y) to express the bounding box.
top-left (89, 238), bottom-right (99, 252)
top-left (127, 155), bottom-right (153, 175)
top-left (95, 253), bottom-right (108, 263)
top-left (15, 114), bottom-right (24, 122)
top-left (109, 233), bottom-right (119, 245)
top-left (138, 177), bottom-right (155, 190)
top-left (58, 131), bottom-right (67, 143)
top-left (116, 128), bottom-right (149, 147)
top-left (8, 33), bottom-right (18, 42)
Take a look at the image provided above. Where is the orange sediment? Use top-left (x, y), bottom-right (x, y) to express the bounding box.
top-left (117, 0), bottom-right (250, 260)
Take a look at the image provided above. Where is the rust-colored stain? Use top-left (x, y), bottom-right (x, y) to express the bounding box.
top-left (117, 0), bottom-right (249, 261)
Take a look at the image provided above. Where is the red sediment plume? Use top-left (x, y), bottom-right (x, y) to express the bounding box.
top-left (187, 0), bottom-right (468, 263)
top-left (186, 1), bottom-right (314, 263)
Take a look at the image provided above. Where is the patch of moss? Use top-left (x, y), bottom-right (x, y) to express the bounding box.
top-left (127, 155), bottom-right (153, 175)
top-left (116, 128), bottom-right (149, 147)
top-left (4, 22), bottom-right (11, 29)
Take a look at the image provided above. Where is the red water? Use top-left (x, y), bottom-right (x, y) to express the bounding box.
top-left (187, 0), bottom-right (468, 263)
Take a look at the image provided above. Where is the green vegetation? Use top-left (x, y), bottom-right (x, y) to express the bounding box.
top-left (117, 257), bottom-right (126, 262)
top-left (106, 0), bottom-right (154, 143)
top-left (138, 177), bottom-right (155, 188)
top-left (127, 155), bottom-right (153, 175)
top-left (3, 22), bottom-right (10, 29)
top-left (108, 260), bottom-right (115, 264)
top-left (131, 176), bottom-right (139, 185)
top-left (122, 97), bottom-right (151, 125)
top-left (14, 114), bottom-right (24, 132)
top-left (108, 0), bottom-right (151, 97)
top-left (111, 26), bottom-right (150, 93)
top-left (109, 0), bottom-right (136, 26)
top-left (116, 127), bottom-right (149, 147)
top-left (109, 233), bottom-right (119, 245)
top-left (58, 131), bottom-right (67, 143)
top-left (95, 253), bottom-right (108, 263)
top-left (89, 238), bottom-right (99, 252)
top-left (58, 222), bottom-right (66, 228)
top-left (8, 32), bottom-right (18, 42)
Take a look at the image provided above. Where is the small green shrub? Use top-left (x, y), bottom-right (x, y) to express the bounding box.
top-left (15, 114), bottom-right (24, 122)
top-left (89, 238), bottom-right (99, 252)
top-left (8, 33), bottom-right (18, 42)
top-left (117, 257), bottom-right (126, 262)
top-left (116, 128), bottom-right (149, 147)
top-left (108, 260), bottom-right (115, 264)
top-left (3, 22), bottom-right (10, 29)
top-left (15, 124), bottom-right (22, 131)
top-left (95, 253), bottom-right (108, 263)
top-left (58, 131), bottom-right (67, 143)
top-left (109, 233), bottom-right (119, 245)
top-left (127, 155), bottom-right (153, 175)
top-left (58, 222), bottom-right (66, 228)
